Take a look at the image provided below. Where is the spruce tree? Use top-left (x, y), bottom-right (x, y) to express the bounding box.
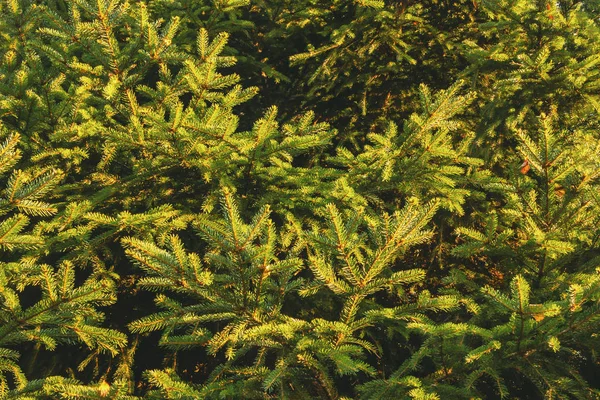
top-left (1, 0), bottom-right (600, 398)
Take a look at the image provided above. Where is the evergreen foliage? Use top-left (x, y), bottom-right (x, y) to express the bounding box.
top-left (1, 0), bottom-right (600, 398)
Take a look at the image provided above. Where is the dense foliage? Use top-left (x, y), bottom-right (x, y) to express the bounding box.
top-left (1, 0), bottom-right (600, 398)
